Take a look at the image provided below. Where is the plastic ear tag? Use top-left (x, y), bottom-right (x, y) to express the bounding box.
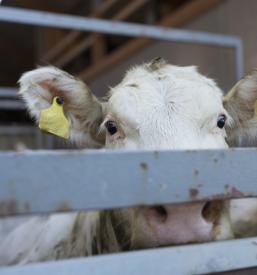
top-left (255, 100), bottom-right (257, 117)
top-left (39, 96), bottom-right (70, 139)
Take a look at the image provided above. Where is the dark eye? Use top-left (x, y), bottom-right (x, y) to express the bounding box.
top-left (105, 120), bottom-right (118, 135)
top-left (217, 114), bottom-right (226, 129)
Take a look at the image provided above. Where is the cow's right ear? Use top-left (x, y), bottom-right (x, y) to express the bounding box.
top-left (223, 70), bottom-right (257, 146)
top-left (18, 67), bottom-right (105, 148)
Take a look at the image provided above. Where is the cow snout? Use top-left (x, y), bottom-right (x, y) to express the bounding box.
top-left (146, 201), bottom-right (222, 245)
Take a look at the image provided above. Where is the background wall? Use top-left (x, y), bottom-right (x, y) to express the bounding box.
top-left (89, 0), bottom-right (257, 97)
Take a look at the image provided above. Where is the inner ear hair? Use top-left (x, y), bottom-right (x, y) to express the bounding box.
top-left (223, 69), bottom-right (257, 146)
top-left (147, 57), bottom-right (166, 71)
top-left (18, 66), bottom-right (106, 148)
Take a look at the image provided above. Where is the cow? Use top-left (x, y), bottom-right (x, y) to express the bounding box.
top-left (1, 58), bottom-right (257, 265)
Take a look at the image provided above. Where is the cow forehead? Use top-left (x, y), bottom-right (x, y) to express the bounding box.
top-left (108, 64), bottom-right (224, 126)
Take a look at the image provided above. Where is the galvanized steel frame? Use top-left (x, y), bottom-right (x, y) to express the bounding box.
top-left (0, 149), bottom-right (257, 274)
top-left (0, 88), bottom-right (17, 98)
top-left (0, 148), bottom-right (256, 216)
top-left (1, 237), bottom-right (257, 275)
top-left (0, 87), bottom-right (25, 110)
top-left (0, 6), bottom-right (244, 80)
top-left (0, 5), bottom-right (252, 275)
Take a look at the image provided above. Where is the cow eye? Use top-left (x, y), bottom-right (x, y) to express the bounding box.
top-left (217, 114), bottom-right (226, 129)
top-left (105, 120), bottom-right (118, 135)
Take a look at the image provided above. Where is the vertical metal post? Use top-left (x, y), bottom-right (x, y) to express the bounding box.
top-left (235, 39), bottom-right (244, 80)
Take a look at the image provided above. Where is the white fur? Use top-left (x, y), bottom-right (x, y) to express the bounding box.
top-left (107, 63), bottom-right (228, 150)
top-left (0, 214), bottom-right (77, 265)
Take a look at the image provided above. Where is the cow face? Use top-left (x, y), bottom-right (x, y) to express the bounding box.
top-left (18, 60), bottom-right (257, 248)
top-left (104, 59), bottom-right (229, 150)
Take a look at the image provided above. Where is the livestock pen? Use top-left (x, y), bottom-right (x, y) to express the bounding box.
top-left (0, 1), bottom-right (257, 274)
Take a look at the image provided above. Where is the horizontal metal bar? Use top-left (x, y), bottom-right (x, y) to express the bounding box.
top-left (0, 7), bottom-right (241, 48)
top-left (0, 7), bottom-right (244, 80)
top-left (0, 88), bottom-right (24, 111)
top-left (0, 100), bottom-right (25, 110)
top-left (0, 237), bottom-right (257, 274)
top-left (0, 148), bottom-right (256, 216)
top-left (0, 126), bottom-right (37, 135)
top-left (0, 88), bottom-right (17, 98)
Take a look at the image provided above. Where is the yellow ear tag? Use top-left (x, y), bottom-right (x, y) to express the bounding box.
top-left (39, 96), bottom-right (70, 139)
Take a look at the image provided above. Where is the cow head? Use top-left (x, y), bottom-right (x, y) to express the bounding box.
top-left (18, 59), bottom-right (257, 249)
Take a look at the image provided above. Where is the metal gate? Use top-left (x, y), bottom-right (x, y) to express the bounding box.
top-left (0, 5), bottom-right (255, 274)
top-left (0, 149), bottom-right (257, 274)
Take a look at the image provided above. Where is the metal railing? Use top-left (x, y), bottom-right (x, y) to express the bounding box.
top-left (0, 149), bottom-right (256, 274)
top-left (0, 88), bottom-right (25, 110)
top-left (0, 6), bottom-right (244, 80)
top-left (0, 6), bottom-right (252, 274)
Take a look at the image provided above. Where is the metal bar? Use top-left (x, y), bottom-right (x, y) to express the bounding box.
top-left (0, 7), bottom-right (244, 79)
top-left (0, 88), bottom-right (17, 98)
top-left (0, 100), bottom-right (25, 110)
top-left (0, 148), bottom-right (256, 216)
top-left (0, 6), bottom-right (245, 80)
top-left (42, 0), bottom-right (119, 61)
top-left (0, 237), bottom-right (257, 275)
top-left (235, 39), bottom-right (244, 80)
top-left (0, 126), bottom-right (36, 135)
top-left (0, 7), bottom-right (241, 48)
top-left (54, 0), bottom-right (150, 67)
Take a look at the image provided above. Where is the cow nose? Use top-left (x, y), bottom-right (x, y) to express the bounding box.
top-left (147, 202), bottom-right (218, 245)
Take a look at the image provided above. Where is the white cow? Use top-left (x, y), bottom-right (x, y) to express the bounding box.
top-left (1, 58), bottom-right (257, 265)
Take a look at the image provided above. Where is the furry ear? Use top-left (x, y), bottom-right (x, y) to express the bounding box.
top-left (223, 70), bottom-right (257, 146)
top-left (147, 57), bottom-right (166, 71)
top-left (18, 67), bottom-right (105, 148)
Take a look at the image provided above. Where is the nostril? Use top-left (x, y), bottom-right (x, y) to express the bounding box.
top-left (201, 201), bottom-right (223, 223)
top-left (202, 202), bottom-right (212, 222)
top-left (152, 206), bottom-right (168, 222)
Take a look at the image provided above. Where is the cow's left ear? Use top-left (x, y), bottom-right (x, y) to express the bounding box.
top-left (18, 67), bottom-right (105, 148)
top-left (223, 70), bottom-right (257, 146)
